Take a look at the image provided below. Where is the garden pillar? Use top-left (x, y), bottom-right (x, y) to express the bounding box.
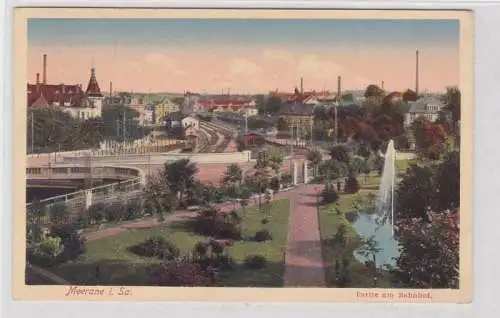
top-left (293, 160), bottom-right (298, 185)
top-left (85, 189), bottom-right (93, 209)
top-left (303, 161), bottom-right (309, 183)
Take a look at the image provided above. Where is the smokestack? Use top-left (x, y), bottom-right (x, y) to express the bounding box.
top-left (300, 77), bottom-right (304, 94)
top-left (415, 49), bottom-right (420, 95)
top-left (337, 76), bottom-right (342, 98)
top-left (42, 54), bottom-right (47, 84)
top-left (381, 80), bottom-right (384, 89)
top-left (109, 81), bottom-right (113, 97)
top-left (36, 73), bottom-right (40, 85)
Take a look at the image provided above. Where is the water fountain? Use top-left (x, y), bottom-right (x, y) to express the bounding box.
top-left (375, 139), bottom-right (396, 233)
top-left (352, 140), bottom-right (400, 267)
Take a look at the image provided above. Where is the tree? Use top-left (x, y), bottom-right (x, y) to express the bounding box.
top-left (402, 89), bottom-right (419, 102)
top-left (344, 175), bottom-right (360, 194)
top-left (144, 174), bottom-right (177, 225)
top-left (319, 159), bottom-right (349, 181)
top-left (321, 183), bottom-right (339, 204)
top-left (412, 117), bottom-right (447, 159)
top-left (223, 164), bottom-right (243, 186)
top-left (444, 86), bottom-right (461, 132)
top-left (162, 159), bottom-right (198, 208)
top-left (348, 155), bottom-right (365, 177)
top-left (307, 150), bottom-right (322, 178)
top-left (265, 95), bottom-right (282, 115)
top-left (329, 145), bottom-right (350, 163)
top-left (395, 164), bottom-right (435, 219)
top-left (434, 151), bottom-right (460, 211)
top-left (356, 235), bottom-right (383, 285)
top-left (393, 210), bottom-right (459, 288)
top-left (364, 84), bottom-right (386, 100)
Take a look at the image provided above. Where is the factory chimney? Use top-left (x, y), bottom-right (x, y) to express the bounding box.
top-left (300, 77), bottom-right (304, 94)
top-left (337, 75), bottom-right (342, 98)
top-left (42, 54), bottom-right (47, 84)
top-left (415, 49), bottom-right (420, 95)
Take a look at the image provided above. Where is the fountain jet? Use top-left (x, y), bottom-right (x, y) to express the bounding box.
top-left (375, 139), bottom-right (396, 235)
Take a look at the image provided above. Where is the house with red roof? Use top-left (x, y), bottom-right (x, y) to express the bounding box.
top-left (194, 97), bottom-right (258, 116)
top-left (27, 55), bottom-right (104, 120)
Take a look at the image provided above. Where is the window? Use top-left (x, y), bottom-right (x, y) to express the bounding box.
top-left (26, 168), bottom-right (41, 174)
top-left (53, 167), bottom-right (68, 174)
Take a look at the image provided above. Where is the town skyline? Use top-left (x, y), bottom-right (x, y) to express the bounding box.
top-left (28, 18), bottom-right (460, 94)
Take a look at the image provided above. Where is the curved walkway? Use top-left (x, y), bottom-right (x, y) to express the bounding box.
top-left (82, 184), bottom-right (326, 287)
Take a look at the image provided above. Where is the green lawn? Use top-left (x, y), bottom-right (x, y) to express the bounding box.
top-left (52, 199), bottom-right (291, 287)
top-left (215, 199), bottom-right (291, 287)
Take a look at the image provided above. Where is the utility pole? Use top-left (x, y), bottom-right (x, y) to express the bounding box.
top-left (310, 120), bottom-right (313, 149)
top-left (122, 109), bottom-right (127, 141)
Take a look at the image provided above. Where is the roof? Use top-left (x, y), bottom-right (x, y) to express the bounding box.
top-left (85, 68), bottom-right (103, 97)
top-left (196, 98), bottom-right (255, 109)
top-left (278, 103), bottom-right (314, 116)
top-left (27, 83), bottom-right (86, 108)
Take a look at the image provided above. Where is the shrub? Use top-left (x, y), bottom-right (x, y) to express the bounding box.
top-left (193, 241), bottom-right (209, 259)
top-left (147, 259), bottom-right (211, 286)
top-left (124, 199), bottom-right (144, 221)
top-left (50, 224), bottom-right (86, 262)
top-left (195, 208), bottom-right (242, 239)
top-left (254, 230), bottom-right (273, 242)
top-left (244, 255), bottom-right (267, 269)
top-left (27, 236), bottom-right (65, 267)
top-left (321, 183), bottom-right (339, 204)
top-left (280, 173), bottom-right (293, 187)
top-left (86, 202), bottom-right (106, 224)
top-left (104, 202), bottom-right (124, 222)
top-left (270, 177), bottom-right (280, 191)
top-left (129, 236), bottom-right (180, 260)
top-left (344, 175), bottom-right (360, 194)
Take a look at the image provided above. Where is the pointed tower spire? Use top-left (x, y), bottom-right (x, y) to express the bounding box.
top-left (86, 66), bottom-right (103, 97)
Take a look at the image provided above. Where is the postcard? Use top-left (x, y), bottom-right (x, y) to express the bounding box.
top-left (12, 8), bottom-right (473, 303)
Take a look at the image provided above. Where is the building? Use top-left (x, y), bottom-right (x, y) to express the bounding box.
top-left (181, 116), bottom-right (199, 130)
top-left (155, 99), bottom-right (181, 123)
top-left (27, 54), bottom-right (104, 120)
top-left (405, 97), bottom-right (447, 127)
top-left (277, 103), bottom-right (315, 137)
top-left (194, 97), bottom-right (258, 115)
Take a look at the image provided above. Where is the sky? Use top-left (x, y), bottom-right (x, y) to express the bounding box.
top-left (27, 18), bottom-right (460, 94)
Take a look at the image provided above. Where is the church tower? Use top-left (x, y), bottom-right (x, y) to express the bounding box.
top-left (85, 67), bottom-right (104, 117)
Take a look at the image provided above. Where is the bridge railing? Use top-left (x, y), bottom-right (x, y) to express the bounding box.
top-left (26, 165), bottom-right (142, 180)
top-left (26, 176), bottom-right (144, 222)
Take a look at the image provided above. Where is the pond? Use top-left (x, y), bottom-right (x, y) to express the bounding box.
top-left (352, 212), bottom-right (400, 268)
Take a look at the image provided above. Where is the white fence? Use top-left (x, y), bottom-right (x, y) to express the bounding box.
top-left (26, 177), bottom-right (143, 217)
top-left (26, 165), bottom-right (144, 181)
top-left (62, 150), bottom-right (253, 165)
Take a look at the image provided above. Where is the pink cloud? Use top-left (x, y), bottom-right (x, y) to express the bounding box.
top-left (28, 44), bottom-right (458, 94)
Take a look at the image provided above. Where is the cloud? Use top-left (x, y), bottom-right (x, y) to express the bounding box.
top-left (261, 49), bottom-right (295, 65)
top-left (296, 54), bottom-right (344, 78)
top-left (229, 58), bottom-right (262, 75)
top-left (126, 52), bottom-right (186, 76)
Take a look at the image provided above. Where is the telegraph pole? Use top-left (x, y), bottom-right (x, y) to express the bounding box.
top-left (122, 109), bottom-right (127, 141)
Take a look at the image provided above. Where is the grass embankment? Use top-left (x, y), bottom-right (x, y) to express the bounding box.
top-left (53, 199), bottom-right (291, 287)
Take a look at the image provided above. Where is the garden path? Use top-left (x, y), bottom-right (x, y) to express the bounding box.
top-left (283, 185), bottom-right (326, 287)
